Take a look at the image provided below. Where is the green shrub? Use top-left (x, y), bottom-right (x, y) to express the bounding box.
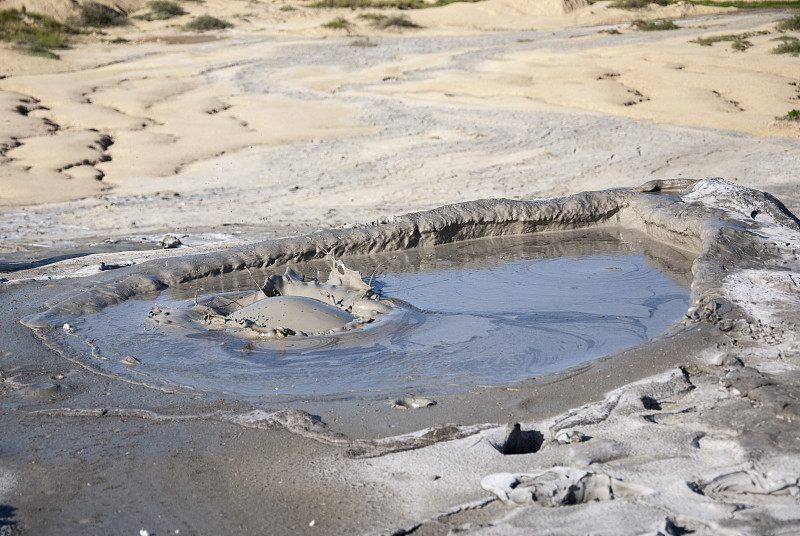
top-left (771, 36), bottom-right (800, 55)
top-left (372, 14), bottom-right (420, 28)
top-left (280, 5), bottom-right (297, 10)
top-left (630, 19), bottom-right (679, 31)
top-left (322, 16), bottom-right (352, 31)
top-left (612, 0), bottom-right (667, 9)
top-left (731, 39), bottom-right (752, 50)
top-left (79, 2), bottom-right (128, 27)
top-left (781, 109), bottom-right (800, 120)
top-left (0, 8), bottom-right (77, 58)
top-left (311, 0), bottom-right (483, 9)
top-left (692, 31), bottom-right (768, 47)
top-left (775, 14), bottom-right (800, 32)
top-left (137, 1), bottom-right (186, 20)
top-left (183, 14), bottom-right (232, 31)
top-left (356, 11), bottom-right (419, 28)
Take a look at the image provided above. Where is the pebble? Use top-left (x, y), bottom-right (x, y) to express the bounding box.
top-left (121, 356), bottom-right (142, 367)
top-left (160, 235), bottom-right (182, 249)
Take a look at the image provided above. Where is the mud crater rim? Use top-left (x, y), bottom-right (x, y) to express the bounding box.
top-left (53, 230), bottom-right (693, 401)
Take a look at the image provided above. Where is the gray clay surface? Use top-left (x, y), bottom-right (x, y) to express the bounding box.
top-left (2, 178), bottom-right (800, 535)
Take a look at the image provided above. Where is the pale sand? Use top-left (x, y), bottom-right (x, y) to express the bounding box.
top-left (1, 0), bottom-right (799, 238)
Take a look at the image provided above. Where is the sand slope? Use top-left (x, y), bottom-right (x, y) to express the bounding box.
top-left (1, 4), bottom-right (799, 246)
top-left (0, 0), bottom-right (146, 21)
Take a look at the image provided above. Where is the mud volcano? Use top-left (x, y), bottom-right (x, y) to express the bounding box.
top-left (10, 178), bottom-right (800, 536)
top-left (21, 178), bottom-right (800, 405)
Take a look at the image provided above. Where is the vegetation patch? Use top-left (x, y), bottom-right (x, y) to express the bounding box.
top-left (183, 14), bottom-right (232, 31)
top-left (280, 5), bottom-right (298, 10)
top-left (730, 39), bottom-right (750, 50)
top-left (630, 19), bottom-right (679, 30)
top-left (311, 0), bottom-right (483, 9)
top-left (322, 16), bottom-right (353, 31)
top-left (79, 2), bottom-right (128, 27)
top-left (691, 31), bottom-right (769, 50)
top-left (0, 8), bottom-right (78, 58)
top-left (136, 1), bottom-right (187, 21)
top-left (771, 35), bottom-right (800, 54)
top-left (779, 109), bottom-right (800, 120)
top-left (372, 14), bottom-right (420, 28)
top-left (775, 14), bottom-right (800, 32)
top-left (611, 0), bottom-right (667, 9)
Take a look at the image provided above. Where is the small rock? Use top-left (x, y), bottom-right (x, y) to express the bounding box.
top-left (99, 262), bottom-right (121, 271)
top-left (160, 235), bottom-right (182, 249)
top-left (62, 323), bottom-right (74, 333)
top-left (555, 430), bottom-right (587, 445)
top-left (392, 396), bottom-right (436, 410)
top-left (121, 356), bottom-right (141, 367)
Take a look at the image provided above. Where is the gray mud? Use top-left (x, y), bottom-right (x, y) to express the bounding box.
top-left (19, 178), bottom-right (797, 413)
top-left (3, 178), bottom-right (800, 535)
top-left (47, 229), bottom-right (691, 400)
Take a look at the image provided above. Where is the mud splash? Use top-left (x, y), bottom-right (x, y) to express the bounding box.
top-left (148, 257), bottom-right (391, 339)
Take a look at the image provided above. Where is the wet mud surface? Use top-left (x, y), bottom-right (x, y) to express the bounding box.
top-left (2, 179), bottom-right (800, 535)
top-left (51, 230), bottom-right (691, 400)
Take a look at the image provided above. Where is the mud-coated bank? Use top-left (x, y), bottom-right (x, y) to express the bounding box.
top-left (2, 178), bottom-right (800, 535)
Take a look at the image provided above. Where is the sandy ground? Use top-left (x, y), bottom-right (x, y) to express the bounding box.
top-left (2, 0), bottom-right (800, 534)
top-left (1, 2), bottom-right (800, 253)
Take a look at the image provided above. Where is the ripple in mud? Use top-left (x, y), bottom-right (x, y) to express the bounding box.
top-left (53, 231), bottom-right (691, 400)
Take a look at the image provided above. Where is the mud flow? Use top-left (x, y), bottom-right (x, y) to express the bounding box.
top-left (51, 228), bottom-right (692, 401)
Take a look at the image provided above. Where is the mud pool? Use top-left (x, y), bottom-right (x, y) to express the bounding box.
top-left (6, 179), bottom-right (800, 536)
top-left (51, 230), bottom-right (692, 400)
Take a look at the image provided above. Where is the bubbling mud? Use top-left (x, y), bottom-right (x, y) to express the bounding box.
top-left (40, 229), bottom-right (692, 400)
top-left (28, 179), bottom-right (798, 402)
top-left (148, 258), bottom-right (391, 339)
